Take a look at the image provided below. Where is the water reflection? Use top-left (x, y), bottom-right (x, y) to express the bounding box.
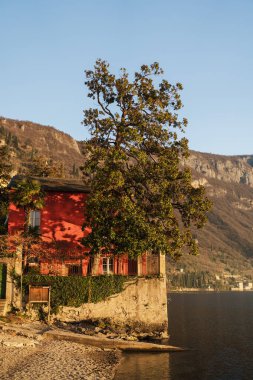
top-left (115, 292), bottom-right (253, 380)
top-left (114, 352), bottom-right (170, 380)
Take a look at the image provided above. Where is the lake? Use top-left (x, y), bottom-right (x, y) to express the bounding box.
top-left (114, 292), bottom-right (253, 380)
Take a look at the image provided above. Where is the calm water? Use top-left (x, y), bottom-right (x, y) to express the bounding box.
top-left (115, 292), bottom-right (253, 380)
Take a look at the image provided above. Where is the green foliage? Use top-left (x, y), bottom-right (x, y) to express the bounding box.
top-left (0, 126), bottom-right (19, 149)
top-left (0, 145), bottom-right (12, 185)
top-left (0, 188), bottom-right (8, 235)
top-left (27, 154), bottom-right (66, 178)
top-left (169, 271), bottom-right (213, 289)
top-left (168, 270), bottom-right (232, 290)
top-left (11, 178), bottom-right (45, 211)
top-left (81, 60), bottom-right (212, 259)
top-left (21, 274), bottom-right (127, 313)
top-left (0, 146), bottom-right (12, 234)
top-left (0, 235), bottom-right (9, 257)
top-left (72, 163), bottom-right (79, 177)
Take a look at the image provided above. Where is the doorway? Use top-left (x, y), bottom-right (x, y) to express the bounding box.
top-left (0, 263), bottom-right (7, 299)
top-left (128, 258), bottom-right (138, 276)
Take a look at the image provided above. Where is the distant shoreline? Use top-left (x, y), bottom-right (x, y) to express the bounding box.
top-left (168, 289), bottom-right (253, 293)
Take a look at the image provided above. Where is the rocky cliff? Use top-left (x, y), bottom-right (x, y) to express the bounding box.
top-left (188, 151), bottom-right (253, 187)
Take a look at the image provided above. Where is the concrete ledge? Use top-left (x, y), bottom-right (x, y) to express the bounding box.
top-left (44, 330), bottom-right (185, 352)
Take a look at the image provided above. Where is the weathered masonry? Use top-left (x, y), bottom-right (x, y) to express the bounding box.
top-left (57, 254), bottom-right (168, 334)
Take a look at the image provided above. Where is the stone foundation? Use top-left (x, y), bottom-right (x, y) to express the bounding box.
top-left (56, 276), bottom-right (168, 334)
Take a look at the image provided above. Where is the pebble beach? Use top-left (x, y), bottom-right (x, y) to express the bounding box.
top-left (0, 329), bottom-right (121, 380)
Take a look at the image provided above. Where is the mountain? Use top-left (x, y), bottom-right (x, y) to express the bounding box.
top-left (0, 117), bottom-right (83, 177)
top-left (172, 152), bottom-right (253, 279)
top-left (1, 116), bottom-right (253, 277)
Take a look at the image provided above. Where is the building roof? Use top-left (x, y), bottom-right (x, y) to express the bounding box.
top-left (8, 175), bottom-right (90, 193)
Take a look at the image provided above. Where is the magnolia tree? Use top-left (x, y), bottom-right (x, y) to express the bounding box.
top-left (81, 60), bottom-right (211, 269)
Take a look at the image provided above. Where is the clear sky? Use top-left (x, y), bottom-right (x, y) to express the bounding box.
top-left (0, 0), bottom-right (252, 155)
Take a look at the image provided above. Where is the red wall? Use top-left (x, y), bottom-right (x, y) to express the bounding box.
top-left (9, 191), bottom-right (89, 249)
top-left (8, 191), bottom-right (133, 276)
top-left (39, 255), bottom-right (130, 276)
top-left (41, 192), bottom-right (89, 251)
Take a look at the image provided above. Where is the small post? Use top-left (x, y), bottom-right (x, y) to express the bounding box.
top-left (20, 250), bottom-right (23, 311)
top-left (20, 268), bottom-right (23, 311)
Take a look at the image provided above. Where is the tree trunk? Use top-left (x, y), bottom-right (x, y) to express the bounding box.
top-left (24, 207), bottom-right (30, 237)
top-left (22, 207), bottom-right (30, 270)
top-left (91, 253), bottom-right (101, 276)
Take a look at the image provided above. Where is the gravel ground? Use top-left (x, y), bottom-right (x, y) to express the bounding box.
top-left (0, 331), bottom-right (121, 380)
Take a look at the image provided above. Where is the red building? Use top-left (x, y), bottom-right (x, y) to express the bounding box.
top-left (8, 177), bottom-right (156, 277)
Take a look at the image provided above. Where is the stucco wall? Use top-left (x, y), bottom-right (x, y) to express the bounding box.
top-left (8, 192), bottom-right (88, 250)
top-left (57, 277), bottom-right (168, 333)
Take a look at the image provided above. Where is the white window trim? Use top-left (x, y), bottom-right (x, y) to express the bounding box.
top-left (29, 210), bottom-right (41, 231)
top-left (102, 257), bottom-right (114, 275)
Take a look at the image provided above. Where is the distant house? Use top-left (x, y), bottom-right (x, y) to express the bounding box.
top-left (8, 177), bottom-right (158, 277)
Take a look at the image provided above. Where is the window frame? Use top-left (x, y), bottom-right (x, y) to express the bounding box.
top-left (67, 264), bottom-right (82, 276)
top-left (29, 210), bottom-right (41, 233)
top-left (102, 257), bottom-right (114, 275)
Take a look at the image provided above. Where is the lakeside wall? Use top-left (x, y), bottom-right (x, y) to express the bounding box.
top-left (57, 276), bottom-right (168, 334)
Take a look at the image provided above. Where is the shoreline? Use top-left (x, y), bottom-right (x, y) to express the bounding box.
top-left (0, 319), bottom-right (184, 379)
top-left (168, 289), bottom-right (253, 293)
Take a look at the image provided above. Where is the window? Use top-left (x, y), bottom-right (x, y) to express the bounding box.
top-left (102, 257), bottom-right (114, 275)
top-left (29, 210), bottom-right (41, 232)
top-left (67, 264), bottom-right (82, 276)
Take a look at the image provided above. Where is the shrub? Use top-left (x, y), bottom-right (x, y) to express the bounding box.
top-left (22, 274), bottom-right (127, 313)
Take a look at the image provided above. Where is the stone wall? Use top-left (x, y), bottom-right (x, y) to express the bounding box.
top-left (0, 247), bottom-right (23, 313)
top-left (56, 276), bottom-right (168, 334)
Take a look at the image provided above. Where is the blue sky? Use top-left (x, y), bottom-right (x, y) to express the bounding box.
top-left (0, 0), bottom-right (252, 155)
